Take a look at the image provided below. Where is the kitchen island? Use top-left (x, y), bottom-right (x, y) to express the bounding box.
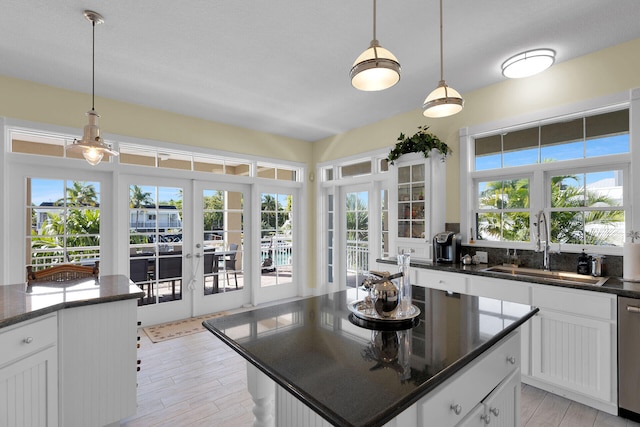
top-left (0, 275), bottom-right (143, 427)
top-left (203, 286), bottom-right (538, 426)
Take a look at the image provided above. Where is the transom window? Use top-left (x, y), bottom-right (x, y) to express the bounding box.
top-left (475, 109), bottom-right (629, 171)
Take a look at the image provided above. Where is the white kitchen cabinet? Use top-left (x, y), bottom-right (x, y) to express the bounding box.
top-left (391, 152), bottom-right (446, 260)
top-left (457, 369), bottom-right (520, 427)
top-left (0, 314), bottom-right (58, 427)
top-left (415, 269), bottom-right (467, 294)
top-left (59, 299), bottom-right (138, 427)
top-left (467, 276), bottom-right (530, 305)
top-left (415, 330), bottom-right (520, 427)
top-left (266, 330), bottom-right (521, 427)
top-left (530, 285), bottom-right (616, 413)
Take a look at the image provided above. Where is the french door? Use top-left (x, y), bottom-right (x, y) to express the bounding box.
top-left (193, 181), bottom-right (250, 316)
top-left (123, 176), bottom-right (193, 325)
top-left (255, 186), bottom-right (299, 304)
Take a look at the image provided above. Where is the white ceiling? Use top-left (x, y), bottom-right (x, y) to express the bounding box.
top-left (2, 1), bottom-right (640, 142)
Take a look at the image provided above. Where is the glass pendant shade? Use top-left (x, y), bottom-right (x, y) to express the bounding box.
top-left (351, 40), bottom-right (401, 91)
top-left (502, 49), bottom-right (555, 78)
top-left (66, 109), bottom-right (118, 165)
top-left (422, 80), bottom-right (464, 118)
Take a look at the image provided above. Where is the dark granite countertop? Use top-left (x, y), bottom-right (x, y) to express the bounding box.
top-left (377, 258), bottom-right (640, 298)
top-left (203, 286), bottom-right (538, 427)
top-left (0, 275), bottom-right (144, 329)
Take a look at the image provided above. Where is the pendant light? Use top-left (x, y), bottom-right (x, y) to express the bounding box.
top-left (350, 0), bottom-right (401, 91)
top-left (66, 10), bottom-right (118, 166)
top-left (422, 0), bottom-right (463, 118)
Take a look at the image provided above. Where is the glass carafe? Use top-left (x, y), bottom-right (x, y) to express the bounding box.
top-left (397, 252), bottom-right (412, 316)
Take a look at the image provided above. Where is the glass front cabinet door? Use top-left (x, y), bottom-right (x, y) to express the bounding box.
top-left (392, 152), bottom-right (446, 260)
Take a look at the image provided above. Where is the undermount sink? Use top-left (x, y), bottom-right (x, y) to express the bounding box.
top-left (480, 265), bottom-right (609, 287)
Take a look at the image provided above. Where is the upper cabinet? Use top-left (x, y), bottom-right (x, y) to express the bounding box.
top-left (391, 152), bottom-right (446, 260)
top-left (398, 163), bottom-right (426, 240)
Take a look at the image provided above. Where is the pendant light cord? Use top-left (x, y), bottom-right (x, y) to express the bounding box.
top-left (372, 0), bottom-right (377, 41)
top-left (91, 19), bottom-right (96, 111)
top-left (438, 0), bottom-right (444, 82)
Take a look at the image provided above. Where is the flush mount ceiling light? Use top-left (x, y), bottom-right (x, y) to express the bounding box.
top-left (422, 0), bottom-right (463, 118)
top-left (501, 49), bottom-right (555, 79)
top-left (66, 10), bottom-right (118, 166)
top-left (350, 0), bottom-right (401, 91)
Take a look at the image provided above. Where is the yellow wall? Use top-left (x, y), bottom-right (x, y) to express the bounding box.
top-left (0, 76), bottom-right (312, 162)
top-left (313, 37), bottom-right (640, 223)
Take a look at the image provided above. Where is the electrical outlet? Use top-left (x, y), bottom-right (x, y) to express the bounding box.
top-left (475, 251), bottom-right (488, 264)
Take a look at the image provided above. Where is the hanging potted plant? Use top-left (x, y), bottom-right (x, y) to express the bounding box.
top-left (387, 125), bottom-right (451, 165)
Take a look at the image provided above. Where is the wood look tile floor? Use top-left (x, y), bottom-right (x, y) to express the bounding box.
top-left (124, 327), bottom-right (640, 427)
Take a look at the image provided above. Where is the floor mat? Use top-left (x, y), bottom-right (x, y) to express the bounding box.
top-left (142, 312), bottom-right (228, 343)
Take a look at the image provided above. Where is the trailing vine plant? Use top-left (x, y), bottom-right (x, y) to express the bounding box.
top-left (387, 125), bottom-right (451, 165)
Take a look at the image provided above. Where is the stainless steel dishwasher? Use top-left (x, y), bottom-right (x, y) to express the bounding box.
top-left (619, 296), bottom-right (640, 421)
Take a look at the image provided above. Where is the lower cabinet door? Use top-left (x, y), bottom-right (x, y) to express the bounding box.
top-left (457, 369), bottom-right (520, 427)
top-left (479, 369), bottom-right (520, 427)
top-left (0, 346), bottom-right (58, 427)
top-left (531, 310), bottom-right (612, 402)
top-left (456, 403), bottom-right (485, 427)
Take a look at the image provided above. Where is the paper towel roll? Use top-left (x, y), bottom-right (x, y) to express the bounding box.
top-left (623, 242), bottom-right (640, 281)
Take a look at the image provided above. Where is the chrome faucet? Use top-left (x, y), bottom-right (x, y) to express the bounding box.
top-left (535, 210), bottom-right (551, 271)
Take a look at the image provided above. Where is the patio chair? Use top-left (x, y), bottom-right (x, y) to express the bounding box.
top-left (222, 243), bottom-right (239, 289)
top-left (158, 256), bottom-right (182, 300)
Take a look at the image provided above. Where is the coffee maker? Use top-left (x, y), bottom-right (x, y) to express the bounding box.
top-left (433, 232), bottom-right (461, 263)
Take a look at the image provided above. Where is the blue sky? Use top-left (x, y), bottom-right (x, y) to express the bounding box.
top-left (475, 135), bottom-right (629, 171)
top-left (30, 179), bottom-right (182, 206)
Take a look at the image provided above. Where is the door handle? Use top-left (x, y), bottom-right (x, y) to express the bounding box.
top-left (626, 305), bottom-right (640, 313)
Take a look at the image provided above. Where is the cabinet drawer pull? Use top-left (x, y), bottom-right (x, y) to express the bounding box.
top-left (450, 403), bottom-right (462, 415)
top-left (481, 414), bottom-right (491, 424)
top-left (506, 356), bottom-right (516, 364)
top-left (23, 337), bottom-right (34, 344)
top-left (626, 305), bottom-right (640, 313)
top-left (490, 407), bottom-right (500, 416)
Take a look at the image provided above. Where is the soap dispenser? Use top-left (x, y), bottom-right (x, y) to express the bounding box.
top-left (577, 250), bottom-right (591, 275)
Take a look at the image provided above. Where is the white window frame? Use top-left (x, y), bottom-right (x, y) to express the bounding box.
top-left (460, 89), bottom-right (639, 256)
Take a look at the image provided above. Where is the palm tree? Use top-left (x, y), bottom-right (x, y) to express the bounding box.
top-left (550, 175), bottom-right (623, 245)
top-left (261, 194), bottom-right (278, 237)
top-left (478, 178), bottom-right (529, 241)
top-left (58, 181), bottom-right (99, 206)
top-left (203, 191), bottom-right (224, 234)
top-left (478, 174), bottom-right (623, 245)
top-left (130, 185), bottom-right (153, 231)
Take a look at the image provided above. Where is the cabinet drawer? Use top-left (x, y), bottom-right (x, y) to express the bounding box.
top-left (0, 314), bottom-right (57, 366)
top-left (416, 269), bottom-right (467, 294)
top-left (417, 330), bottom-right (520, 426)
top-left (468, 277), bottom-right (531, 304)
top-left (532, 286), bottom-right (615, 320)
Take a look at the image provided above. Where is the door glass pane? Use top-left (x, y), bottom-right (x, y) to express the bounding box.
top-left (381, 189), bottom-right (389, 258)
top-left (129, 185), bottom-right (183, 306)
top-left (260, 192), bottom-right (294, 287)
top-left (327, 194), bottom-right (334, 283)
top-left (202, 189), bottom-right (244, 294)
top-left (346, 191), bottom-right (368, 288)
top-left (27, 178), bottom-right (101, 270)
